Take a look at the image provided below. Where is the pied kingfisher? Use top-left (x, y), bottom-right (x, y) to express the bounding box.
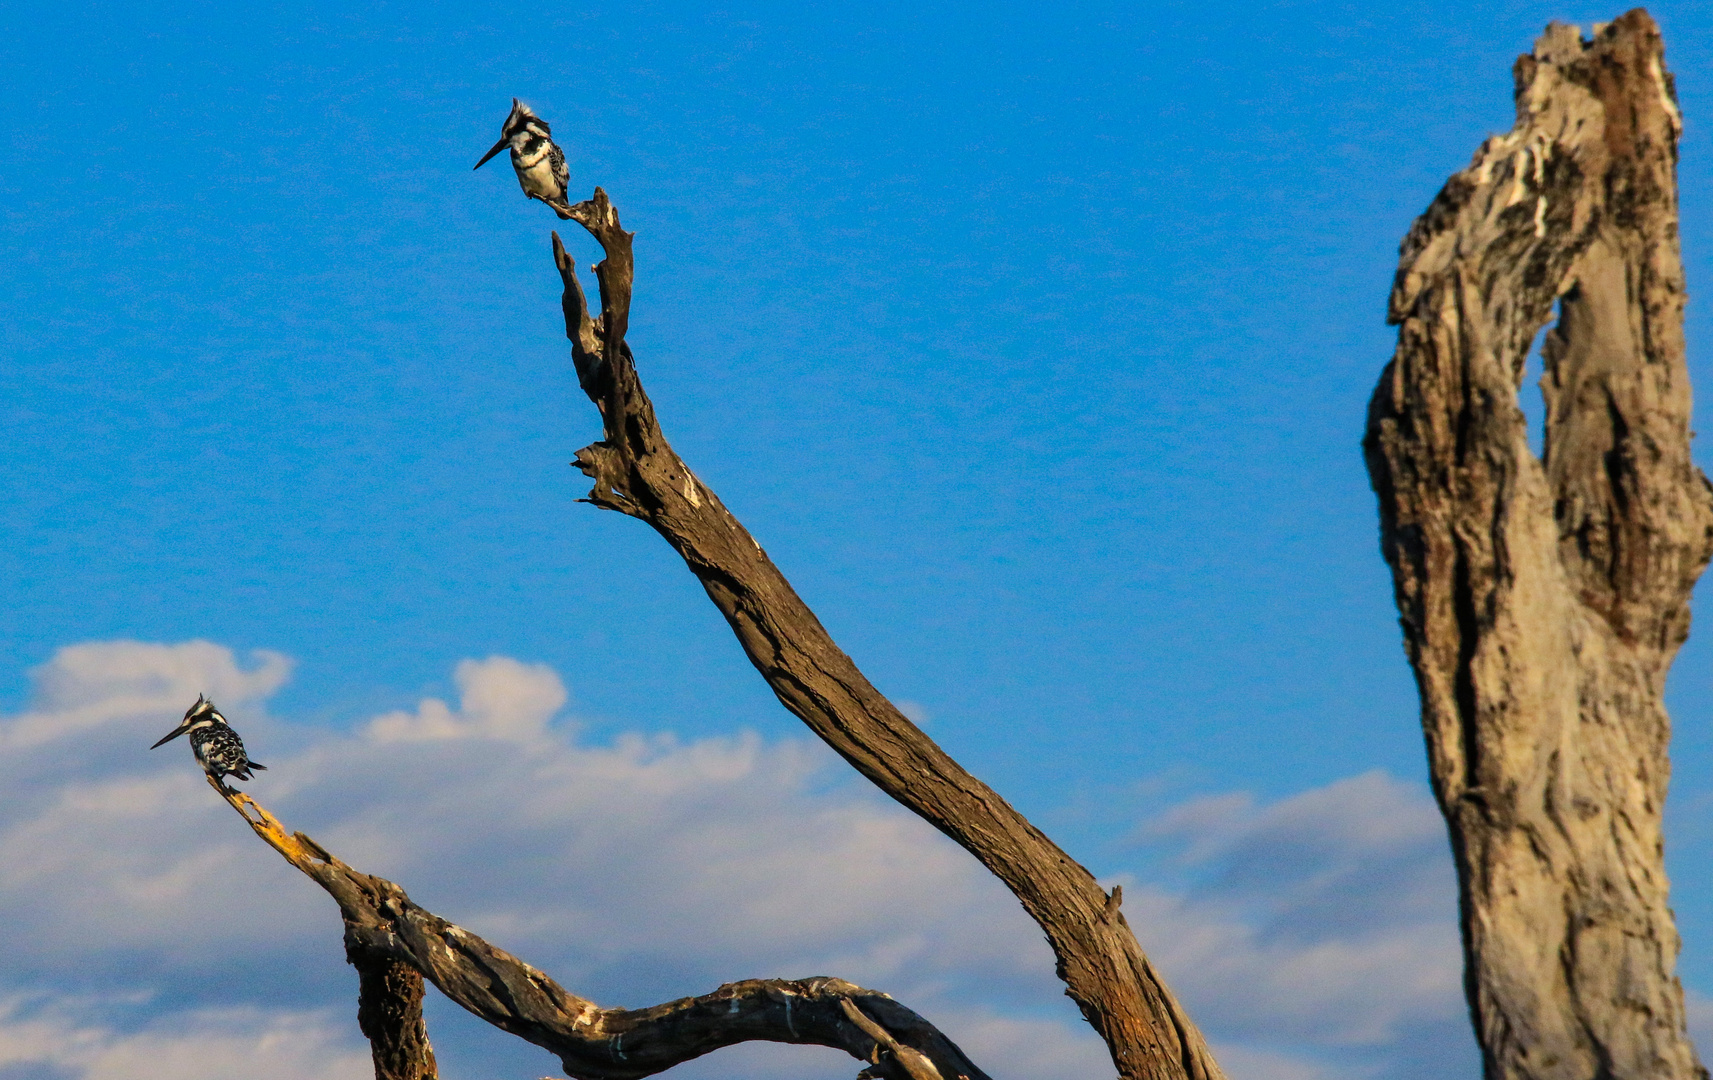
top-left (151, 695), bottom-right (266, 789)
top-left (474, 98), bottom-right (573, 219)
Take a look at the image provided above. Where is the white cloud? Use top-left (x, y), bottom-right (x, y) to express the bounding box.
top-left (0, 640), bottom-right (289, 751)
top-left (0, 640), bottom-right (1479, 1080)
top-left (1686, 990), bottom-right (1713, 1055)
top-left (927, 1010), bottom-right (1118, 1078)
top-left (0, 644), bottom-right (1095, 1079)
top-left (365, 655), bottom-right (566, 742)
top-left (1210, 1042), bottom-right (1355, 1080)
top-left (1131, 772), bottom-right (1466, 1047)
top-left (0, 996), bottom-right (369, 1080)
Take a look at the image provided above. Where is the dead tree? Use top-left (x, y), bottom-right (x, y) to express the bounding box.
top-left (1365, 11), bottom-right (1710, 1080)
top-left (213, 197), bottom-right (1227, 1076)
top-left (209, 11), bottom-right (1706, 1079)
top-left (548, 192), bottom-right (1223, 1080)
top-left (211, 779), bottom-right (987, 1080)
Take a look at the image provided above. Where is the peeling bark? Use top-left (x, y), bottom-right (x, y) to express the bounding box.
top-left (550, 189), bottom-right (1222, 1080)
top-left (1364, 11), bottom-right (1712, 1079)
top-left (210, 779), bottom-right (989, 1080)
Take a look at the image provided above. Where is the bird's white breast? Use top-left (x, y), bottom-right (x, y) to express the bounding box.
top-left (511, 146), bottom-right (562, 200)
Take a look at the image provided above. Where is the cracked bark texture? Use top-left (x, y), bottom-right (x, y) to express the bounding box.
top-left (1364, 11), bottom-right (1712, 1080)
top-left (352, 947), bottom-right (438, 1080)
top-left (210, 779), bottom-right (987, 1080)
top-left (550, 189), bottom-right (1222, 1080)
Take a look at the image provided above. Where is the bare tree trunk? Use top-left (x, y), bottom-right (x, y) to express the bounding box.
top-left (1364, 11), bottom-right (1711, 1079)
top-left (548, 188), bottom-right (1223, 1080)
top-left (351, 945), bottom-right (438, 1080)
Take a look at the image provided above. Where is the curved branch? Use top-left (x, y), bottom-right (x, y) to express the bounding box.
top-left (551, 196), bottom-right (1221, 1080)
top-left (209, 778), bottom-right (989, 1080)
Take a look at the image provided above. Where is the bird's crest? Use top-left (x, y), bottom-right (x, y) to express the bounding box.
top-left (502, 97), bottom-right (550, 138)
top-left (184, 694), bottom-right (226, 724)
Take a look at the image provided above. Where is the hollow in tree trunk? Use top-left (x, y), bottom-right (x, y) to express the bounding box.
top-left (1365, 11), bottom-right (1712, 1079)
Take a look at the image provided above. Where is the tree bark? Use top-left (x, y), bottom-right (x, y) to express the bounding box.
top-left (209, 778), bottom-right (989, 1080)
top-left (549, 190), bottom-right (1223, 1080)
top-left (352, 946), bottom-right (438, 1080)
top-left (1364, 11), bottom-right (1711, 1079)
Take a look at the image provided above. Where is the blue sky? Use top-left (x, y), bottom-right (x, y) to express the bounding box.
top-left (2, 2), bottom-right (1712, 1078)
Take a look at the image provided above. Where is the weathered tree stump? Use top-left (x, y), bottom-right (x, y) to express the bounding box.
top-left (1365, 12), bottom-right (1711, 1079)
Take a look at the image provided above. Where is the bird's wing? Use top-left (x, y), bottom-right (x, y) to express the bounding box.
top-left (550, 142), bottom-right (569, 191)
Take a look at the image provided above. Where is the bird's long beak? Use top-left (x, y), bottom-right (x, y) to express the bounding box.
top-left (150, 722), bottom-right (192, 749)
top-left (474, 136), bottom-right (509, 170)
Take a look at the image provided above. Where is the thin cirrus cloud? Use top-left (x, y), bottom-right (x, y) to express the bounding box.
top-left (1128, 773), bottom-right (1479, 1079)
top-left (0, 640), bottom-right (1472, 1080)
top-left (1137, 772), bottom-right (1467, 1042)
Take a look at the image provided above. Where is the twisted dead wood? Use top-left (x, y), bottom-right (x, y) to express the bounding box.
top-left (209, 778), bottom-right (988, 1080)
top-left (551, 190), bottom-right (1221, 1080)
top-left (1365, 11), bottom-right (1711, 1079)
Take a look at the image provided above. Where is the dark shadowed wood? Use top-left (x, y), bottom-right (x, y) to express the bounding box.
top-left (352, 947), bottom-right (438, 1080)
top-left (550, 190), bottom-right (1222, 1080)
top-left (1365, 11), bottom-right (1710, 1079)
top-left (210, 779), bottom-right (989, 1080)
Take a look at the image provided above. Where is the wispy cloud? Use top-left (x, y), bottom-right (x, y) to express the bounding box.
top-left (0, 995), bottom-right (369, 1080)
top-left (0, 640), bottom-right (289, 751)
top-left (0, 640), bottom-right (1475, 1080)
top-left (1134, 772), bottom-right (1466, 1044)
top-left (1687, 991), bottom-right (1713, 1056)
top-left (1125, 771), bottom-right (1477, 1079)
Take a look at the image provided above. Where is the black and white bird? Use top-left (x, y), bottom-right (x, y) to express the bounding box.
top-left (474, 98), bottom-right (573, 219)
top-left (151, 695), bottom-right (266, 789)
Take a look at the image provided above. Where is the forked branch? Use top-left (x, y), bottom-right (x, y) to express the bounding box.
top-left (209, 777), bottom-right (988, 1080)
top-left (553, 195), bottom-right (1221, 1079)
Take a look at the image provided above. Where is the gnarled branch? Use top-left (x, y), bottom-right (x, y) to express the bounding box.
top-left (208, 778), bottom-right (989, 1080)
top-left (1365, 11), bottom-right (1710, 1079)
top-left (552, 192), bottom-right (1221, 1080)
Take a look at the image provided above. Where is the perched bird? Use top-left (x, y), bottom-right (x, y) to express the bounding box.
top-left (151, 695), bottom-right (266, 789)
top-left (474, 98), bottom-right (573, 219)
